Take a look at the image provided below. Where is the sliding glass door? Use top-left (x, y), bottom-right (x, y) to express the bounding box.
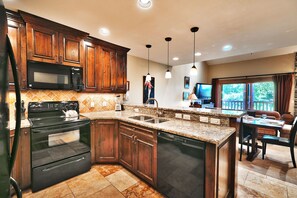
top-left (221, 81), bottom-right (275, 111)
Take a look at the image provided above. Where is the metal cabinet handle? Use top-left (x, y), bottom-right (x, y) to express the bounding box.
top-left (24, 131), bottom-right (28, 135)
top-left (42, 157), bottom-right (85, 172)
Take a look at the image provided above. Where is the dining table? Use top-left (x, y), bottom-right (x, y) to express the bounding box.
top-left (243, 116), bottom-right (285, 161)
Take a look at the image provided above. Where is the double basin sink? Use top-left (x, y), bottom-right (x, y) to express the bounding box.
top-left (129, 115), bottom-right (168, 124)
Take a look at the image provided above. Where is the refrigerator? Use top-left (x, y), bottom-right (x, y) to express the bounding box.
top-left (0, 1), bottom-right (22, 197)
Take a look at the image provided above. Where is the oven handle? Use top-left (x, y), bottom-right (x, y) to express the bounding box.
top-left (32, 122), bottom-right (89, 133)
top-left (42, 157), bottom-right (85, 172)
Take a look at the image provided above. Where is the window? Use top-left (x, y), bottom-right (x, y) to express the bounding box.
top-left (220, 80), bottom-right (275, 111)
top-left (252, 82), bottom-right (274, 111)
top-left (222, 84), bottom-right (246, 110)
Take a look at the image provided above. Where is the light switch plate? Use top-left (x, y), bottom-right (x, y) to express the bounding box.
top-left (90, 101), bottom-right (95, 107)
top-left (102, 101), bottom-right (107, 106)
top-left (200, 116), bottom-right (209, 123)
top-left (183, 114), bottom-right (191, 120)
top-left (175, 113), bottom-right (183, 119)
top-left (210, 118), bottom-right (221, 125)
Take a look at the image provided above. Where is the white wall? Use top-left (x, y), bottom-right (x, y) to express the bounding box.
top-left (126, 55), bottom-right (209, 107)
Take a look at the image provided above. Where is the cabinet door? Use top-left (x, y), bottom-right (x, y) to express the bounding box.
top-left (10, 128), bottom-right (31, 190)
top-left (84, 42), bottom-right (97, 92)
top-left (7, 13), bottom-right (26, 90)
top-left (134, 130), bottom-right (156, 186)
top-left (20, 128), bottom-right (31, 189)
top-left (26, 23), bottom-right (59, 64)
top-left (59, 33), bottom-right (84, 67)
top-left (115, 52), bottom-right (127, 93)
top-left (98, 46), bottom-right (116, 92)
top-left (119, 124), bottom-right (134, 170)
top-left (95, 120), bottom-right (118, 163)
top-left (90, 121), bottom-right (96, 164)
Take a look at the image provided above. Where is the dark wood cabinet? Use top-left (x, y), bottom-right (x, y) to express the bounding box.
top-left (98, 46), bottom-right (117, 92)
top-left (84, 40), bottom-right (98, 92)
top-left (94, 120), bottom-right (118, 163)
top-left (90, 120), bottom-right (96, 164)
top-left (83, 36), bottom-right (130, 93)
top-left (20, 11), bottom-right (88, 67)
top-left (119, 124), bottom-right (134, 170)
top-left (115, 51), bottom-right (127, 92)
top-left (59, 33), bottom-right (84, 67)
top-left (10, 127), bottom-right (31, 190)
top-left (26, 23), bottom-right (59, 64)
top-left (119, 122), bottom-right (157, 186)
top-left (7, 10), bottom-right (27, 90)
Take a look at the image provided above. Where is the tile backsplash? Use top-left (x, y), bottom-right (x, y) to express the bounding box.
top-left (9, 90), bottom-right (120, 120)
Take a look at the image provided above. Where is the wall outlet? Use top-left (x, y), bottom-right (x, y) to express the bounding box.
top-left (175, 113), bottom-right (183, 119)
top-left (183, 114), bottom-right (191, 120)
top-left (102, 101), bottom-right (107, 106)
top-left (90, 101), bottom-right (95, 107)
top-left (200, 116), bottom-right (209, 123)
top-left (210, 118), bottom-right (221, 125)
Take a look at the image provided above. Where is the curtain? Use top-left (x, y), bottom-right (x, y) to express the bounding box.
top-left (211, 78), bottom-right (219, 107)
top-left (273, 74), bottom-right (293, 114)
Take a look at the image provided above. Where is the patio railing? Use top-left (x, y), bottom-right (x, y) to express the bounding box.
top-left (222, 100), bottom-right (274, 111)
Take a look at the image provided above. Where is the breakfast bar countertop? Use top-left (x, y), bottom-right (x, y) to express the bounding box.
top-left (81, 110), bottom-right (236, 146)
top-left (124, 104), bottom-right (246, 118)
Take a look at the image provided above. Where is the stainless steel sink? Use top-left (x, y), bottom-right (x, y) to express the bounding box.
top-left (129, 115), bottom-right (154, 121)
top-left (145, 118), bottom-right (169, 124)
top-left (129, 115), bottom-right (169, 124)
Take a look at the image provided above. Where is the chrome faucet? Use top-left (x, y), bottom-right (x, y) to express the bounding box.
top-left (145, 98), bottom-right (163, 117)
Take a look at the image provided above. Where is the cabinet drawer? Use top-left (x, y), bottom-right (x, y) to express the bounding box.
top-left (119, 122), bottom-right (155, 138)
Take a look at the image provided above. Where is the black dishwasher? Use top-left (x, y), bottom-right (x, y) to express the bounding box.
top-left (157, 131), bottom-right (205, 198)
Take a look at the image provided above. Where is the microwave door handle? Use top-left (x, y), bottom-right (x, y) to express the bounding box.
top-left (32, 122), bottom-right (89, 133)
top-left (7, 35), bottom-right (21, 175)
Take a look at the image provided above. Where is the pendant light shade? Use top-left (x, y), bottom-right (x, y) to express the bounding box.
top-left (190, 27), bottom-right (199, 76)
top-left (165, 37), bottom-right (172, 79)
top-left (145, 44), bottom-right (152, 82)
top-left (165, 70), bottom-right (172, 79)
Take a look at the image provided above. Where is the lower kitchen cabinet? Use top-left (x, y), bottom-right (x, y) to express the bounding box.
top-left (93, 120), bottom-right (118, 163)
top-left (10, 127), bottom-right (31, 190)
top-left (119, 122), bottom-right (157, 186)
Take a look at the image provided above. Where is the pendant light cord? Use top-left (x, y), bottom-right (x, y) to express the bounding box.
top-left (193, 31), bottom-right (195, 66)
top-left (148, 47), bottom-right (150, 73)
top-left (167, 41), bottom-right (169, 69)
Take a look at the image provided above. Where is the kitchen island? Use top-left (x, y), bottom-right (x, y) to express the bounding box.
top-left (82, 109), bottom-right (241, 198)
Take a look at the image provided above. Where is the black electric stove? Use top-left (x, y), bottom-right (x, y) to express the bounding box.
top-left (28, 101), bottom-right (91, 192)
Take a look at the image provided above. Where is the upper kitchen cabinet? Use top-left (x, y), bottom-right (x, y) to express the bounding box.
top-left (98, 41), bottom-right (130, 93)
top-left (6, 10), bottom-right (27, 90)
top-left (19, 11), bottom-right (88, 67)
top-left (83, 36), bottom-right (130, 93)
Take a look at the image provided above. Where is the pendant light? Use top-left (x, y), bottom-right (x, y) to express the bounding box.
top-left (145, 44), bottom-right (152, 82)
top-left (190, 27), bottom-right (199, 76)
top-left (165, 37), bottom-right (172, 79)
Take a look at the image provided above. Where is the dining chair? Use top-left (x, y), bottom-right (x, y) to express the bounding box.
top-left (239, 117), bottom-right (253, 161)
top-left (261, 116), bottom-right (297, 168)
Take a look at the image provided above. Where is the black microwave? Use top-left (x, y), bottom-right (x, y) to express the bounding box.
top-left (27, 61), bottom-right (84, 91)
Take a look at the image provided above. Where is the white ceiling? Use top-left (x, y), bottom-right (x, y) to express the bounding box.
top-left (4, 0), bottom-right (297, 66)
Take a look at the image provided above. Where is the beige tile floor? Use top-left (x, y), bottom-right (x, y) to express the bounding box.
top-left (19, 143), bottom-right (297, 198)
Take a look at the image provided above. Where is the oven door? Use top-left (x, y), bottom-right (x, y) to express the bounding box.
top-left (28, 61), bottom-right (72, 90)
top-left (31, 120), bottom-right (90, 168)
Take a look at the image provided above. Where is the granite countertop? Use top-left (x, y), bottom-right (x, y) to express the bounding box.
top-left (8, 119), bottom-right (31, 130)
top-left (81, 111), bottom-right (236, 145)
top-left (124, 104), bottom-right (245, 118)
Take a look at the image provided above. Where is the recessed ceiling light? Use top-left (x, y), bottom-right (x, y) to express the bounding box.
top-left (172, 57), bottom-right (179, 61)
top-left (99, 27), bottom-right (110, 36)
top-left (195, 52), bottom-right (202, 56)
top-left (138, 0), bottom-right (152, 9)
top-left (222, 45), bottom-right (232, 51)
